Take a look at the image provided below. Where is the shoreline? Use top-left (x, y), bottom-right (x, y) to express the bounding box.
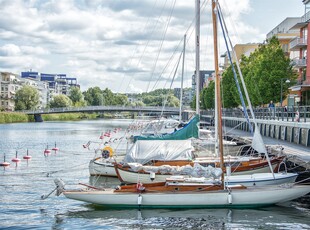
top-left (0, 112), bottom-right (111, 124)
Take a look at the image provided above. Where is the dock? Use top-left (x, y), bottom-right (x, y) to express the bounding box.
top-left (225, 127), bottom-right (310, 174)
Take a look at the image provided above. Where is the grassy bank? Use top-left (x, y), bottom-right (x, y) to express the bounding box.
top-left (0, 112), bottom-right (30, 123)
top-left (0, 112), bottom-right (98, 124)
top-left (42, 113), bottom-right (98, 121)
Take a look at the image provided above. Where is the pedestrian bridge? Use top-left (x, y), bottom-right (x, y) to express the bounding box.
top-left (23, 105), bottom-right (181, 115)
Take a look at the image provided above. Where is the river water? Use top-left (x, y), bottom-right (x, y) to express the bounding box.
top-left (0, 119), bottom-right (309, 230)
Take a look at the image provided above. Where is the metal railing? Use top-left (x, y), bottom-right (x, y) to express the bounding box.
top-left (21, 105), bottom-right (180, 115)
top-left (202, 106), bottom-right (310, 123)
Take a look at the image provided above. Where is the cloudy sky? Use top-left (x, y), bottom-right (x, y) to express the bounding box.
top-left (0, 0), bottom-right (304, 93)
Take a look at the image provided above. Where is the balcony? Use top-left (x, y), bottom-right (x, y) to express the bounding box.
top-left (290, 37), bottom-right (307, 51)
top-left (291, 58), bottom-right (307, 68)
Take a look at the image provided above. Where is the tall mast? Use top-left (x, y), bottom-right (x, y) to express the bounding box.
top-left (212, 0), bottom-right (224, 187)
top-left (195, 0), bottom-right (200, 116)
top-left (179, 34), bottom-right (186, 122)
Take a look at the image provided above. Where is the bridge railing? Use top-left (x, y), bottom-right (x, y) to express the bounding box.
top-left (202, 105), bottom-right (310, 123)
top-left (21, 105), bottom-right (180, 115)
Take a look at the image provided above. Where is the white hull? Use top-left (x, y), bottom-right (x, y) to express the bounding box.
top-left (63, 184), bottom-right (310, 208)
top-left (89, 157), bottom-right (121, 177)
top-left (117, 163), bottom-right (288, 185)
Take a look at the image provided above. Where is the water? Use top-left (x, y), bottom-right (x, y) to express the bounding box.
top-left (0, 119), bottom-right (310, 230)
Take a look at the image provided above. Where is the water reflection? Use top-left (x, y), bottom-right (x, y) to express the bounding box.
top-left (55, 206), bottom-right (310, 229)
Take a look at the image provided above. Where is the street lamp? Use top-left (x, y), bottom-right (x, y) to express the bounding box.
top-left (280, 79), bottom-right (290, 107)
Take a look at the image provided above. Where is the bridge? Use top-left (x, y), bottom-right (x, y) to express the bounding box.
top-left (23, 105), bottom-right (181, 115)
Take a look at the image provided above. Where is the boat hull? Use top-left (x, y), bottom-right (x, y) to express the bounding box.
top-left (63, 185), bottom-right (310, 208)
top-left (116, 163), bottom-right (293, 185)
top-left (89, 158), bottom-right (118, 177)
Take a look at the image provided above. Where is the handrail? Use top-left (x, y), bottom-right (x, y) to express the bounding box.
top-left (21, 105), bottom-right (180, 115)
top-left (201, 105), bottom-right (310, 123)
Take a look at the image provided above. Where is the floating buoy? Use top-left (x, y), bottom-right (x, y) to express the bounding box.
top-left (0, 155), bottom-right (10, 167)
top-left (99, 133), bottom-right (104, 140)
top-left (51, 142), bottom-right (59, 152)
top-left (83, 141), bottom-right (90, 148)
top-left (23, 149), bottom-right (32, 160)
top-left (44, 145), bottom-right (51, 156)
top-left (12, 151), bottom-right (21, 163)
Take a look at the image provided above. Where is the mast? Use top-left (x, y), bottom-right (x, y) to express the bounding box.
top-left (195, 0), bottom-right (200, 116)
top-left (179, 34), bottom-right (186, 123)
top-left (212, 0), bottom-right (224, 188)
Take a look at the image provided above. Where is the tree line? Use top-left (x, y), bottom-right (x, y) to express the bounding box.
top-left (13, 85), bottom-right (180, 110)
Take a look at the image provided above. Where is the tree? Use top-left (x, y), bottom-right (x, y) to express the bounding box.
top-left (83, 87), bottom-right (103, 106)
top-left (69, 87), bottom-right (85, 106)
top-left (49, 94), bottom-right (72, 108)
top-left (166, 94), bottom-right (180, 107)
top-left (201, 81), bottom-right (215, 109)
top-left (221, 64), bottom-right (241, 108)
top-left (14, 85), bottom-right (40, 110)
top-left (242, 37), bottom-right (297, 106)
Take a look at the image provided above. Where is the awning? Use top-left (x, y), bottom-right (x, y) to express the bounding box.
top-left (289, 86), bottom-right (301, 91)
top-left (289, 85), bottom-right (310, 92)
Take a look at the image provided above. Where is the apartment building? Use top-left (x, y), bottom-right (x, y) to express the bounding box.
top-left (221, 43), bottom-right (260, 69)
top-left (288, 0), bottom-right (310, 106)
top-left (0, 72), bottom-right (21, 111)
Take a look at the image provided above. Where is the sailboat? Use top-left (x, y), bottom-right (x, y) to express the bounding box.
top-left (53, 0), bottom-right (309, 208)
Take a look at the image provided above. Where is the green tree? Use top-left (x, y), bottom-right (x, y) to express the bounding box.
top-left (49, 94), bottom-right (72, 108)
top-left (166, 94), bottom-right (180, 107)
top-left (242, 36), bottom-right (297, 106)
top-left (14, 85), bottom-right (40, 110)
top-left (83, 87), bottom-right (103, 106)
top-left (221, 64), bottom-right (241, 108)
top-left (201, 81), bottom-right (215, 109)
top-left (69, 86), bottom-right (85, 106)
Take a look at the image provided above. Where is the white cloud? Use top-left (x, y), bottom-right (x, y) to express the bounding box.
top-left (0, 0), bottom-right (304, 92)
top-left (0, 44), bottom-right (21, 56)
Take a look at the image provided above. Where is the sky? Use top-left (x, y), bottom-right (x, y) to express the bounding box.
top-left (0, 0), bottom-right (305, 93)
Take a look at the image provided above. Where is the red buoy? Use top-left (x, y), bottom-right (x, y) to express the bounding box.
top-left (23, 149), bottom-right (32, 160)
top-left (52, 142), bottom-right (59, 152)
top-left (99, 132), bottom-right (104, 140)
top-left (0, 155), bottom-right (10, 167)
top-left (12, 151), bottom-right (21, 163)
top-left (44, 145), bottom-right (51, 156)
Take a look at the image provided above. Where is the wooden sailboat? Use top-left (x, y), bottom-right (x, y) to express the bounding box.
top-left (54, 0), bottom-right (310, 208)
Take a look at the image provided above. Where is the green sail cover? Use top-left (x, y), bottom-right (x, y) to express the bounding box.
top-left (134, 115), bottom-right (199, 142)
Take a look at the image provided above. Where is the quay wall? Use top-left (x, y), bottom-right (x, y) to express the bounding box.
top-left (202, 115), bottom-right (310, 147)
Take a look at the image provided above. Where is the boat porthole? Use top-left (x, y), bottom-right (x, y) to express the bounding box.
top-left (174, 187), bottom-right (179, 191)
top-left (197, 187), bottom-right (203, 190)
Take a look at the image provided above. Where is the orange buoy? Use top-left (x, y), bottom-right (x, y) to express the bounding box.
top-left (0, 155), bottom-right (10, 167)
top-left (23, 149), bottom-right (32, 160)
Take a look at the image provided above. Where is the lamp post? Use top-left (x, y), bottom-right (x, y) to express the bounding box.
top-left (280, 79), bottom-right (290, 107)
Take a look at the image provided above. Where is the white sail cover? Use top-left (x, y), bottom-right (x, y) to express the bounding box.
top-left (251, 124), bottom-right (267, 154)
top-left (123, 140), bottom-right (193, 165)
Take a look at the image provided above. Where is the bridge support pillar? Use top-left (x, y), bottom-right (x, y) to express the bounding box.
top-left (34, 114), bottom-right (43, 122)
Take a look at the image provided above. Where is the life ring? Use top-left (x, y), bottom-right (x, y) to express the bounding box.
top-left (101, 146), bottom-right (114, 158)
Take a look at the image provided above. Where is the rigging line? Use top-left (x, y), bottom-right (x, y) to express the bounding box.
top-left (123, 0), bottom-right (168, 93)
top-left (150, 0), bottom-right (209, 92)
top-left (217, 3), bottom-right (258, 127)
top-left (221, 0), bottom-right (242, 44)
top-left (118, 0), bottom-right (159, 93)
top-left (217, 4), bottom-right (253, 134)
top-left (160, 50), bottom-right (183, 117)
top-left (146, 0), bottom-right (176, 93)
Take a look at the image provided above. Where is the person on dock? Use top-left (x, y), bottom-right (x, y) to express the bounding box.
top-left (268, 101), bottom-right (275, 117)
